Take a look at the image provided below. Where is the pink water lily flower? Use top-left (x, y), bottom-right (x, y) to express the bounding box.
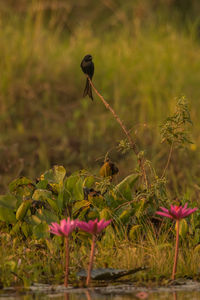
top-left (49, 218), bottom-right (77, 287)
top-left (77, 218), bottom-right (112, 286)
top-left (77, 218), bottom-right (111, 235)
top-left (156, 203), bottom-right (198, 220)
top-left (156, 202), bottom-right (198, 280)
top-left (50, 218), bottom-right (77, 237)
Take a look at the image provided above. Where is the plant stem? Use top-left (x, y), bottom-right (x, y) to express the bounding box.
top-left (87, 76), bottom-right (148, 187)
top-left (172, 220), bottom-right (179, 280)
top-left (162, 142), bottom-right (173, 178)
top-left (86, 234), bottom-right (96, 286)
top-left (64, 236), bottom-right (69, 287)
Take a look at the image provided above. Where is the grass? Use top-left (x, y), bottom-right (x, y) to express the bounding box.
top-left (1, 220), bottom-right (200, 287)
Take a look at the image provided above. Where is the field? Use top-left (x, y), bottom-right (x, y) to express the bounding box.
top-left (0, 0), bottom-right (200, 288)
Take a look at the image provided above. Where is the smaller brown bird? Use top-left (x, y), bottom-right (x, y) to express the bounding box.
top-left (100, 158), bottom-right (119, 178)
top-left (80, 54), bottom-right (94, 101)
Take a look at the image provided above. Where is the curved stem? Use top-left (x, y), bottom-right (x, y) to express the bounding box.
top-left (162, 142), bottom-right (173, 178)
top-left (64, 236), bottom-right (69, 287)
top-left (87, 76), bottom-right (148, 187)
top-left (86, 234), bottom-right (96, 286)
top-left (172, 220), bottom-right (179, 280)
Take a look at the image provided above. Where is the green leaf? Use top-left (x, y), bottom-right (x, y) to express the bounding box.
top-left (75, 178), bottom-right (84, 200)
top-left (46, 197), bottom-right (59, 213)
top-left (0, 206), bottom-right (16, 223)
top-left (36, 179), bottom-right (48, 189)
top-left (100, 208), bottom-right (112, 220)
top-left (129, 225), bottom-right (142, 240)
top-left (0, 194), bottom-right (17, 209)
top-left (178, 219), bottom-right (188, 238)
top-left (32, 223), bottom-right (50, 239)
top-left (21, 222), bottom-right (32, 238)
top-left (119, 210), bottom-right (131, 223)
top-left (83, 176), bottom-right (95, 188)
top-left (9, 177), bottom-right (34, 192)
top-left (43, 165), bottom-right (66, 184)
top-left (115, 174), bottom-right (139, 192)
top-left (36, 209), bottom-right (59, 224)
top-left (16, 200), bottom-right (31, 221)
top-left (32, 189), bottom-right (52, 201)
top-left (72, 200), bottom-right (90, 215)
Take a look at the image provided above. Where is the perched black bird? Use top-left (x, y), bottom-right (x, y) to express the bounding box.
top-left (80, 54), bottom-right (94, 100)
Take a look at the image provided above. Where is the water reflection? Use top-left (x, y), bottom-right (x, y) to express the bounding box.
top-left (1, 290), bottom-right (200, 300)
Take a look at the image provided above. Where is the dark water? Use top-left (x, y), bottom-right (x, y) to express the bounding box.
top-left (1, 290), bottom-right (200, 300)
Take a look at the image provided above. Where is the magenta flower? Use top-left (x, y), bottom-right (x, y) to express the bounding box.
top-left (49, 218), bottom-right (77, 287)
top-left (156, 203), bottom-right (198, 220)
top-left (50, 218), bottom-right (77, 237)
top-left (77, 218), bottom-right (111, 235)
top-left (77, 218), bottom-right (112, 286)
top-left (156, 203), bottom-right (198, 280)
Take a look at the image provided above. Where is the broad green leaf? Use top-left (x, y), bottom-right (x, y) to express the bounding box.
top-left (21, 222), bottom-right (32, 238)
top-left (16, 200), bottom-right (31, 221)
top-left (43, 165), bottom-right (66, 184)
top-left (65, 172), bottom-right (80, 194)
top-left (89, 195), bottom-right (106, 209)
top-left (75, 207), bottom-right (89, 220)
top-left (46, 197), bottom-right (59, 213)
top-left (32, 223), bottom-right (50, 239)
top-left (177, 219), bottom-right (188, 238)
top-left (0, 206), bottom-right (16, 223)
top-left (36, 209), bottom-right (59, 224)
top-left (31, 215), bottom-right (42, 225)
top-left (83, 176), bottom-right (95, 188)
top-left (115, 174), bottom-right (139, 193)
top-left (72, 200), bottom-right (90, 215)
top-left (0, 194), bottom-right (17, 209)
top-left (9, 177), bottom-right (34, 192)
top-left (100, 208), bottom-right (112, 220)
top-left (36, 179), bottom-right (48, 189)
top-left (74, 178), bottom-right (84, 200)
top-left (119, 209), bottom-right (131, 223)
top-left (32, 189), bottom-right (52, 201)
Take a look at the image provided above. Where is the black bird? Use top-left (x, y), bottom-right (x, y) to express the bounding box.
top-left (80, 54), bottom-right (94, 100)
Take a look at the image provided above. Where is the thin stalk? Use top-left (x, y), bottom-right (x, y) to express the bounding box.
top-left (86, 234), bottom-right (96, 286)
top-left (162, 142), bottom-right (173, 178)
top-left (87, 76), bottom-right (148, 187)
top-left (64, 236), bottom-right (69, 287)
top-left (172, 220), bottom-right (179, 280)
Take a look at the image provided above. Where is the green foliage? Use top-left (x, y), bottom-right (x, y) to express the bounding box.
top-left (160, 96), bottom-right (193, 146)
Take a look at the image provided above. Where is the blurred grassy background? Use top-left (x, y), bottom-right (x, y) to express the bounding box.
top-left (0, 0), bottom-right (200, 196)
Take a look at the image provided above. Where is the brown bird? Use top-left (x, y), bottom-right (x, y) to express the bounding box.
top-left (100, 158), bottom-right (119, 178)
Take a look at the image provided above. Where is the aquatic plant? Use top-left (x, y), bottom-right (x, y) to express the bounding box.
top-left (77, 219), bottom-right (111, 286)
top-left (156, 203), bottom-right (198, 280)
top-left (49, 218), bottom-right (77, 287)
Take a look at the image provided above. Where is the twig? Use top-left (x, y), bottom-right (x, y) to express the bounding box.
top-left (87, 76), bottom-right (148, 187)
top-left (162, 142), bottom-right (173, 178)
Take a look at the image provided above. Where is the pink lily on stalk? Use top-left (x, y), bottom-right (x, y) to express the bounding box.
top-left (49, 218), bottom-right (77, 287)
top-left (156, 203), bottom-right (198, 220)
top-left (156, 203), bottom-right (198, 280)
top-left (77, 219), bottom-right (112, 286)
